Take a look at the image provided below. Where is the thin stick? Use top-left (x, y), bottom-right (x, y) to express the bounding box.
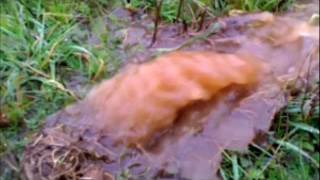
top-left (175, 0), bottom-right (184, 22)
top-left (197, 9), bottom-right (207, 31)
top-left (149, 0), bottom-right (163, 47)
top-left (155, 22), bottom-right (221, 53)
top-left (182, 19), bottom-right (188, 33)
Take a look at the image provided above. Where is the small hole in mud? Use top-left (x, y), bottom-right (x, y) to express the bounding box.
top-left (45, 146), bottom-right (52, 151)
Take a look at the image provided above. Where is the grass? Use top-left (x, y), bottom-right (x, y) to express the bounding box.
top-left (0, 0), bottom-right (318, 179)
top-left (126, 0), bottom-right (295, 23)
top-left (0, 0), bottom-right (123, 178)
top-left (220, 92), bottom-right (320, 179)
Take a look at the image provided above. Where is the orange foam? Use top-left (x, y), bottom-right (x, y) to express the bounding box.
top-left (84, 51), bottom-right (261, 145)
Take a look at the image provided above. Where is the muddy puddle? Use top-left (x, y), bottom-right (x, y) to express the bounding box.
top-left (23, 1), bottom-right (319, 180)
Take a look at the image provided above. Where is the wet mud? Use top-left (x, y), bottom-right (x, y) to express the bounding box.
top-left (23, 1), bottom-right (319, 179)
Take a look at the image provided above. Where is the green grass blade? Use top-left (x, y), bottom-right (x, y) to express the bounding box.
top-left (274, 139), bottom-right (319, 168)
top-left (232, 154), bottom-right (240, 180)
top-left (289, 122), bottom-right (320, 134)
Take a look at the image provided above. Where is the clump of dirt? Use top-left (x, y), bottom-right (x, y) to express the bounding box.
top-left (22, 4), bottom-right (319, 180)
top-left (0, 111), bottom-right (9, 128)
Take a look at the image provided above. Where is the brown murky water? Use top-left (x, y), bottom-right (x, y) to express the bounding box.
top-left (23, 1), bottom-right (319, 180)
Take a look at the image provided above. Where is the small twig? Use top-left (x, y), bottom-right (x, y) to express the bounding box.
top-left (3, 156), bottom-right (19, 172)
top-left (155, 22), bottom-right (221, 53)
top-left (149, 0), bottom-right (163, 47)
top-left (51, 148), bottom-right (80, 179)
top-left (31, 134), bottom-right (44, 147)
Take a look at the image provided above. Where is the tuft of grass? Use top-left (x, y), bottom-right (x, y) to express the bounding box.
top-left (219, 92), bottom-right (320, 180)
top-left (0, 0), bottom-right (123, 178)
top-left (228, 0), bottom-right (295, 12)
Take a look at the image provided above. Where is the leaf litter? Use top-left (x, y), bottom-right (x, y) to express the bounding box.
top-left (22, 2), bottom-right (319, 180)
